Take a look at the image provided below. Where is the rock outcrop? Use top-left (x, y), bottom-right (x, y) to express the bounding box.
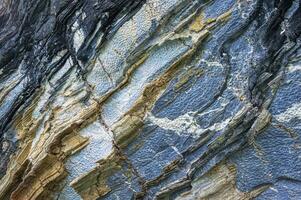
top-left (0, 0), bottom-right (301, 199)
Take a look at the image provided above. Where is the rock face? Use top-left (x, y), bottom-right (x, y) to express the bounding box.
top-left (0, 0), bottom-right (301, 199)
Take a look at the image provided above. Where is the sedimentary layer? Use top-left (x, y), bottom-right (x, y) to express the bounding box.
top-left (0, 0), bottom-right (301, 199)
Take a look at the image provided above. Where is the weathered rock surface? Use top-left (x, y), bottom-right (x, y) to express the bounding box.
top-left (0, 0), bottom-right (301, 199)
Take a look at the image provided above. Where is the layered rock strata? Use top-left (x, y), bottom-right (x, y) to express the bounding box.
top-left (0, 0), bottom-right (301, 199)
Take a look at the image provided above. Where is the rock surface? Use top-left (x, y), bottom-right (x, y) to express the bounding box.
top-left (0, 0), bottom-right (301, 199)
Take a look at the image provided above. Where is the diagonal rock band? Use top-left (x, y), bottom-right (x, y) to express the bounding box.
top-left (0, 0), bottom-right (300, 199)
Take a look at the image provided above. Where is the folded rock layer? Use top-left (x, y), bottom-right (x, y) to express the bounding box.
top-left (0, 0), bottom-right (301, 199)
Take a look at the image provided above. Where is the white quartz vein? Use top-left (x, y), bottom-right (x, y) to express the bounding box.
top-left (274, 102), bottom-right (301, 123)
top-left (148, 112), bottom-right (231, 137)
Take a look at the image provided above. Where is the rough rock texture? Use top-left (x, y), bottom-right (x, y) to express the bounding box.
top-left (0, 0), bottom-right (301, 199)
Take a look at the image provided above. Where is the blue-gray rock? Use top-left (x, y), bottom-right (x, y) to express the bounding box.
top-left (0, 0), bottom-right (300, 199)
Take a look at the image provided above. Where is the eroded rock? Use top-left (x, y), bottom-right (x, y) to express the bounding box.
top-left (0, 0), bottom-right (301, 199)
